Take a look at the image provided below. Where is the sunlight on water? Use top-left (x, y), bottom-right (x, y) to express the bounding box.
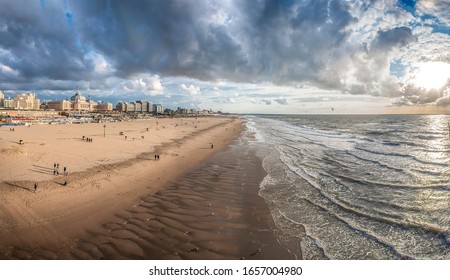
top-left (422, 115), bottom-right (450, 165)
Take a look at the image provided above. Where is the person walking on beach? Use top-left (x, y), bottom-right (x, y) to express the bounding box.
top-left (53, 163), bottom-right (57, 175)
top-left (63, 167), bottom-right (67, 176)
top-left (211, 144), bottom-right (214, 149)
top-left (34, 182), bottom-right (37, 193)
top-left (56, 163), bottom-right (60, 175)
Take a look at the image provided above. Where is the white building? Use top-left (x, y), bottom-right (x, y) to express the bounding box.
top-left (115, 102), bottom-right (127, 112)
top-left (152, 104), bottom-right (164, 114)
top-left (13, 93), bottom-right (41, 110)
top-left (126, 102), bottom-right (136, 112)
top-left (116, 100), bottom-right (154, 113)
top-left (135, 101), bottom-right (142, 112)
top-left (47, 89), bottom-right (112, 112)
top-left (136, 100), bottom-right (151, 113)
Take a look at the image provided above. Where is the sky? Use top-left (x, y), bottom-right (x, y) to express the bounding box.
top-left (0, 0), bottom-right (449, 114)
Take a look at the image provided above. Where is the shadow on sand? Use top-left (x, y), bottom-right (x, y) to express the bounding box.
top-left (28, 165), bottom-right (54, 176)
top-left (3, 181), bottom-right (32, 192)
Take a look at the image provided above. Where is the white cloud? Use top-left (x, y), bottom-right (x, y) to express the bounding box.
top-left (122, 74), bottom-right (164, 96)
top-left (435, 87), bottom-right (450, 105)
top-left (0, 63), bottom-right (19, 77)
top-left (227, 97), bottom-right (236, 103)
top-left (84, 51), bottom-right (114, 75)
top-left (180, 83), bottom-right (200, 95)
top-left (416, 0), bottom-right (450, 26)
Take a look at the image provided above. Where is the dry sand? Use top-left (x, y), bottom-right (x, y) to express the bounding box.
top-left (0, 116), bottom-right (294, 259)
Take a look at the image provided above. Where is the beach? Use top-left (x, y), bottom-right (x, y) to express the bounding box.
top-left (0, 116), bottom-right (293, 259)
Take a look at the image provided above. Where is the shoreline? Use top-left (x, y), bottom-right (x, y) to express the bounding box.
top-left (0, 116), bottom-right (294, 259)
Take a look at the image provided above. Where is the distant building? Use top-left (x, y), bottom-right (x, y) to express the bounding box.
top-left (0, 91), bottom-right (4, 107)
top-left (136, 100), bottom-right (151, 113)
top-left (152, 104), bottom-right (164, 114)
top-left (126, 102), bottom-right (136, 112)
top-left (115, 102), bottom-right (127, 112)
top-left (164, 108), bottom-right (175, 115)
top-left (144, 101), bottom-right (151, 113)
top-left (13, 93), bottom-right (41, 110)
top-left (47, 89), bottom-right (112, 112)
top-left (47, 100), bottom-right (72, 111)
top-left (3, 97), bottom-right (14, 108)
top-left (177, 107), bottom-right (188, 114)
top-left (200, 109), bottom-right (211, 115)
top-left (96, 102), bottom-right (113, 111)
top-left (115, 100), bottom-right (155, 113)
top-left (71, 89), bottom-right (95, 111)
top-left (135, 101), bottom-right (142, 112)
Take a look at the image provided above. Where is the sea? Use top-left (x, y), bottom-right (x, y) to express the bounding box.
top-left (243, 114), bottom-right (450, 260)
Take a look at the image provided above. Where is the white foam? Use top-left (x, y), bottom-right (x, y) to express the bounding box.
top-left (244, 118), bottom-right (265, 143)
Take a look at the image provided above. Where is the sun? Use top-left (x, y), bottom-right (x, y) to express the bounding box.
top-left (413, 62), bottom-right (450, 90)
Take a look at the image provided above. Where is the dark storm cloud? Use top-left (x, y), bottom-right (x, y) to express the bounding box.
top-left (72, 0), bottom-right (355, 84)
top-left (0, 1), bottom-right (99, 84)
top-left (371, 27), bottom-right (416, 52)
top-left (0, 0), bottom-right (447, 107)
top-left (72, 0), bottom-right (246, 80)
top-left (246, 0), bottom-right (355, 84)
top-left (0, 0), bottom-right (396, 89)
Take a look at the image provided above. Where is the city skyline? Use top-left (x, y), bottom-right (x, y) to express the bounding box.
top-left (0, 89), bottom-right (210, 113)
top-left (0, 1), bottom-right (449, 114)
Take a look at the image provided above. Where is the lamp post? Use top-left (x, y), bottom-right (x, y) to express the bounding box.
top-left (103, 124), bottom-right (106, 137)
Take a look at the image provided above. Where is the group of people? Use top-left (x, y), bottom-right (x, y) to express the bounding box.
top-left (154, 154), bottom-right (160, 160)
top-left (53, 163), bottom-right (68, 176)
top-left (9, 128), bottom-right (15, 131)
top-left (82, 136), bottom-right (93, 142)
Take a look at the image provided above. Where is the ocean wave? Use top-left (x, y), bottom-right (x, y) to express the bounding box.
top-left (382, 141), bottom-right (401, 146)
top-left (332, 171), bottom-right (449, 190)
top-left (343, 151), bottom-right (405, 172)
top-left (355, 146), bottom-right (448, 167)
top-left (247, 115), bottom-right (450, 259)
